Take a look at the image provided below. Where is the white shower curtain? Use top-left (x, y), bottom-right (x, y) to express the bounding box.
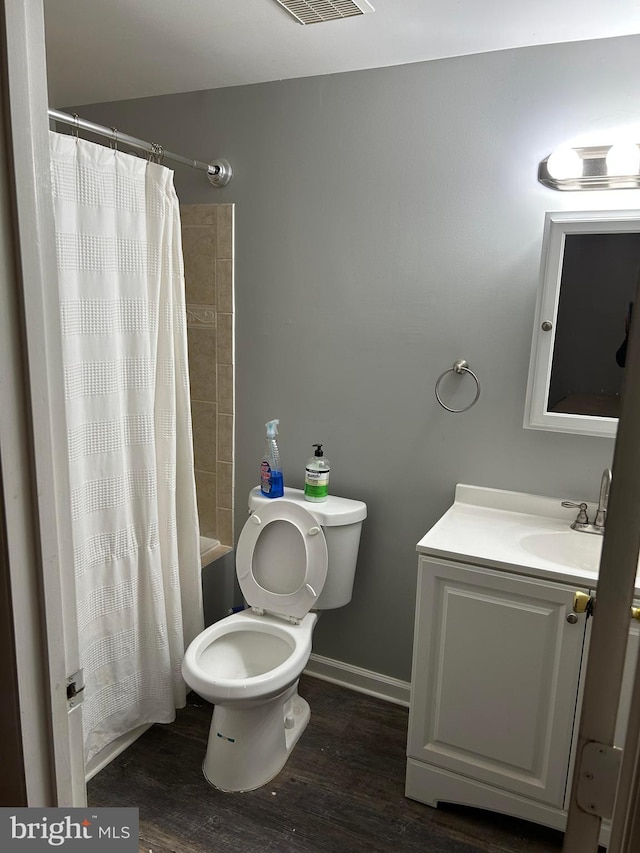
top-left (49, 131), bottom-right (203, 762)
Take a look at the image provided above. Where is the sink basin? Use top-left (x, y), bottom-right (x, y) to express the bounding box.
top-left (418, 485), bottom-right (640, 590)
top-left (519, 530), bottom-right (602, 572)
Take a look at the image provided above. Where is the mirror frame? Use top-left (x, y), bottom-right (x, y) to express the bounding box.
top-left (524, 209), bottom-right (640, 439)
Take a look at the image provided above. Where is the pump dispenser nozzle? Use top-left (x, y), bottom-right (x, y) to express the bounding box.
top-left (265, 419), bottom-right (279, 437)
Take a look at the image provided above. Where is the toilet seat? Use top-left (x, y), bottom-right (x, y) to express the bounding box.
top-left (236, 500), bottom-right (328, 622)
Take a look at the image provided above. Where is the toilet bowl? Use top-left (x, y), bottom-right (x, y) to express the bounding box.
top-left (184, 610), bottom-right (317, 706)
top-left (182, 486), bottom-right (366, 792)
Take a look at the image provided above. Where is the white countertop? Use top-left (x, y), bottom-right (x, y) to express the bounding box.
top-left (417, 484), bottom-right (640, 594)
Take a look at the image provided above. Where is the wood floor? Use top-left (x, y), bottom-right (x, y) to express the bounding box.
top-left (88, 675), bottom-right (567, 853)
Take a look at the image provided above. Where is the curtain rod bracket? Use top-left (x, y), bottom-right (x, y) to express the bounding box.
top-left (207, 159), bottom-right (233, 188)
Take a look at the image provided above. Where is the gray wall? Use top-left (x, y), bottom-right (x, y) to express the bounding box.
top-left (64, 34), bottom-right (640, 682)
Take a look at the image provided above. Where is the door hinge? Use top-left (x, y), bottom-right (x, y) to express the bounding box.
top-left (66, 669), bottom-right (85, 709)
top-left (575, 741), bottom-right (623, 820)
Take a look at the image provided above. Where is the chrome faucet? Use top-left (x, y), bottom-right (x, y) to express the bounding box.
top-left (594, 467), bottom-right (612, 531)
top-left (561, 468), bottom-right (612, 535)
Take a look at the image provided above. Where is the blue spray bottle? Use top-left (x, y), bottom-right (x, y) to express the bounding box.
top-left (260, 419), bottom-right (284, 498)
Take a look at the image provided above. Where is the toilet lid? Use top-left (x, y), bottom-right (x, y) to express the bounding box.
top-left (236, 500), bottom-right (328, 621)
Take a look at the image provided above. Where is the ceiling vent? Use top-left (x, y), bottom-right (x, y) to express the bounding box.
top-left (273, 0), bottom-right (375, 25)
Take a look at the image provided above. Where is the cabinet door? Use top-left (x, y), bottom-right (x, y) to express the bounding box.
top-left (407, 558), bottom-right (589, 806)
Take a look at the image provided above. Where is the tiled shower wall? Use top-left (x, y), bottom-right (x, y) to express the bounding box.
top-left (181, 204), bottom-right (234, 546)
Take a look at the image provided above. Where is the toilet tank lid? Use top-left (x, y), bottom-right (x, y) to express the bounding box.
top-left (248, 486), bottom-right (366, 526)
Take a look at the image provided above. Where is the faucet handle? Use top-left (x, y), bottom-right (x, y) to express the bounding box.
top-left (562, 501), bottom-right (589, 525)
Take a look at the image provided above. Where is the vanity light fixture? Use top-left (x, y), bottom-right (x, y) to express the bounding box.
top-left (539, 140), bottom-right (640, 191)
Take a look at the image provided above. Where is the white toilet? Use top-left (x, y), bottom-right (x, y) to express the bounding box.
top-left (181, 485), bottom-right (367, 792)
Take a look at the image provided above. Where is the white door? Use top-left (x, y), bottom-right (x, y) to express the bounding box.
top-left (563, 280), bottom-right (640, 849)
top-left (1, 0), bottom-right (85, 805)
top-left (408, 557), bottom-right (589, 806)
top-left (610, 616), bottom-right (640, 850)
top-left (612, 611), bottom-right (640, 752)
top-left (563, 600), bottom-right (640, 847)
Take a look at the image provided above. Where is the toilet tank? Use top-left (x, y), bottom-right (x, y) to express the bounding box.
top-left (247, 486), bottom-right (367, 609)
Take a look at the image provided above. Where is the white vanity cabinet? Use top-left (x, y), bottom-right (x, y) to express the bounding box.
top-left (405, 483), bottom-right (640, 845)
top-left (406, 557), bottom-right (589, 827)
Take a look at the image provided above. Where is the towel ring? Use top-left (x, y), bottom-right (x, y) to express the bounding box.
top-left (435, 360), bottom-right (481, 413)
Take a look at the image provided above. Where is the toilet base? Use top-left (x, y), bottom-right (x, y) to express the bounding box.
top-left (202, 681), bottom-right (310, 792)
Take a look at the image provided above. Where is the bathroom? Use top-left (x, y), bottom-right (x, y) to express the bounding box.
top-left (62, 30), bottom-right (639, 685)
top-left (2, 0), bottom-right (640, 848)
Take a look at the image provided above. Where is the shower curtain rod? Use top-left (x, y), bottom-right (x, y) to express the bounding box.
top-left (48, 108), bottom-right (232, 187)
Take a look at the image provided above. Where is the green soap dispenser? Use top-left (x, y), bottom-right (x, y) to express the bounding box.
top-left (304, 444), bottom-right (330, 503)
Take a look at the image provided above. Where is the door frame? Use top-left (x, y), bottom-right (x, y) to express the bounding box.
top-left (0, 0), bottom-right (84, 806)
top-left (562, 272), bottom-right (640, 848)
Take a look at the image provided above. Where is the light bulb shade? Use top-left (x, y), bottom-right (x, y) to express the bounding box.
top-left (546, 146), bottom-right (583, 180)
top-left (606, 142), bottom-right (640, 176)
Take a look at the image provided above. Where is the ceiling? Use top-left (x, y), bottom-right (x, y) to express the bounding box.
top-left (44, 0), bottom-right (640, 108)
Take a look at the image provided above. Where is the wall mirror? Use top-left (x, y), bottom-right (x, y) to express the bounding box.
top-left (524, 210), bottom-right (640, 438)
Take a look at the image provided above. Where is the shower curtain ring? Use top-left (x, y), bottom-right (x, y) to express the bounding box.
top-left (73, 113), bottom-right (80, 142)
top-left (110, 128), bottom-right (118, 151)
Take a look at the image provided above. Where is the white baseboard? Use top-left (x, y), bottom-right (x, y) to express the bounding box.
top-left (304, 652), bottom-right (411, 707)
